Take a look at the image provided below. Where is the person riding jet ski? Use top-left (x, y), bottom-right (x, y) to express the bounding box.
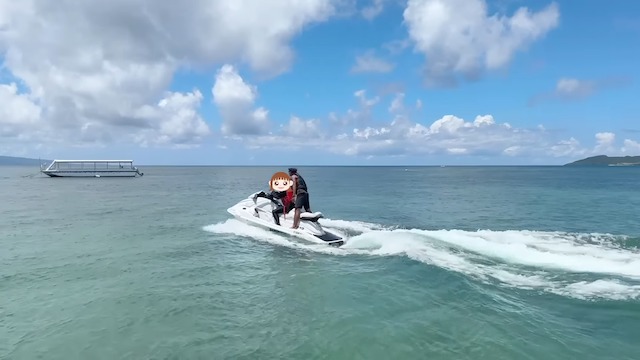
top-left (253, 187), bottom-right (294, 226)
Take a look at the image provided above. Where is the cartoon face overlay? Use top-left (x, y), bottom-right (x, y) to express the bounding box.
top-left (269, 171), bottom-right (292, 192)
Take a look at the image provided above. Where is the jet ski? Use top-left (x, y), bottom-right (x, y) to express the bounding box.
top-left (227, 191), bottom-right (345, 247)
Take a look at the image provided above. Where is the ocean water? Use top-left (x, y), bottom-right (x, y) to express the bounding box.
top-left (1, 165), bottom-right (640, 359)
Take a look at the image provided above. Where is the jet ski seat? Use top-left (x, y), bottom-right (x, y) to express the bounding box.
top-left (300, 212), bottom-right (323, 222)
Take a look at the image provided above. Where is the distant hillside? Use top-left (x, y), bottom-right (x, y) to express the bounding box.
top-left (564, 155), bottom-right (640, 166)
top-left (0, 156), bottom-right (50, 166)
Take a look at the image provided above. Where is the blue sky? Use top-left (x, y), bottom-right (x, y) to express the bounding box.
top-left (1, 0), bottom-right (639, 165)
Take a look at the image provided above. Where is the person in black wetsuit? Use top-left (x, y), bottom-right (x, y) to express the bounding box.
top-left (288, 167), bottom-right (311, 229)
top-left (253, 190), bottom-right (288, 225)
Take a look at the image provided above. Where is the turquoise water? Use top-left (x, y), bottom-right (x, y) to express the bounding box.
top-left (2, 165), bottom-right (640, 359)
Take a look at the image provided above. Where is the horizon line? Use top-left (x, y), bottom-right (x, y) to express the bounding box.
top-left (8, 164), bottom-right (573, 167)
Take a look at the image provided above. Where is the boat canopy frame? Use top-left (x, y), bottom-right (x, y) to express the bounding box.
top-left (43, 160), bottom-right (137, 171)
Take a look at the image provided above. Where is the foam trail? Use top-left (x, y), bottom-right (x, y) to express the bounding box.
top-left (203, 219), bottom-right (356, 256)
top-left (203, 218), bottom-right (640, 301)
top-left (406, 229), bottom-right (640, 278)
top-left (321, 218), bottom-right (393, 233)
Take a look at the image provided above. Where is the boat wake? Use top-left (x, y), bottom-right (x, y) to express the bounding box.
top-left (203, 218), bottom-right (640, 301)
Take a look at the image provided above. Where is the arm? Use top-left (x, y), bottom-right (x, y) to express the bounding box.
top-left (255, 191), bottom-right (274, 200)
top-left (292, 175), bottom-right (297, 195)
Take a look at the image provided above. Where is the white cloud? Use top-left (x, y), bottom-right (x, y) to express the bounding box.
top-left (0, 82), bottom-right (41, 138)
top-left (403, 0), bottom-right (560, 86)
top-left (0, 0), bottom-right (633, 164)
top-left (594, 132), bottom-right (616, 153)
top-left (132, 90), bottom-right (210, 148)
top-left (546, 133), bottom-right (640, 159)
top-left (556, 78), bottom-right (595, 98)
top-left (382, 38), bottom-right (412, 56)
top-left (282, 116), bottom-right (323, 138)
top-left (235, 110), bottom-right (560, 158)
top-left (1, 0), bottom-right (337, 77)
top-left (622, 139), bottom-right (640, 154)
top-left (213, 72), bottom-right (597, 161)
top-left (361, 0), bottom-right (387, 20)
top-left (351, 50), bottom-right (395, 74)
top-left (389, 93), bottom-right (405, 114)
top-left (0, 0), bottom-right (339, 150)
top-left (214, 75), bottom-right (640, 161)
top-left (548, 137), bottom-right (585, 158)
top-left (529, 76), bottom-right (633, 105)
top-left (328, 89), bottom-right (380, 130)
top-left (212, 64), bottom-right (270, 135)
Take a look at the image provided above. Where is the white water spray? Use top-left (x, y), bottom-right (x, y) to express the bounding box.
top-left (203, 218), bottom-right (640, 301)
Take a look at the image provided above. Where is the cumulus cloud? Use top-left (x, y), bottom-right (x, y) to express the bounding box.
top-left (528, 76), bottom-right (633, 105)
top-left (0, 82), bottom-right (41, 138)
top-left (131, 90), bottom-right (210, 148)
top-left (546, 133), bottom-right (640, 159)
top-left (351, 50), bottom-right (395, 74)
top-left (594, 132), bottom-right (616, 154)
top-left (206, 68), bottom-right (636, 161)
top-left (548, 137), bottom-right (586, 158)
top-left (403, 0), bottom-right (560, 86)
top-left (0, 0), bottom-right (634, 164)
top-left (556, 78), bottom-right (596, 98)
top-left (1, 0), bottom-right (337, 76)
top-left (244, 121), bottom-right (640, 160)
top-left (388, 93), bottom-right (405, 114)
top-left (212, 64), bottom-right (270, 136)
top-left (382, 39), bottom-right (412, 55)
top-left (281, 116), bottom-right (323, 138)
top-left (234, 104), bottom-right (559, 158)
top-left (0, 0), bottom-right (340, 151)
top-left (361, 0), bottom-right (387, 20)
top-left (214, 73), bottom-right (640, 160)
top-left (209, 65), bottom-right (331, 144)
top-left (622, 139), bottom-right (640, 154)
top-left (328, 89), bottom-right (381, 130)
top-left (599, 135), bottom-right (640, 156)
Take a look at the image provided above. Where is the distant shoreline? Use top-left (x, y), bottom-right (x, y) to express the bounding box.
top-left (0, 156), bottom-right (50, 166)
top-left (563, 155), bottom-right (640, 167)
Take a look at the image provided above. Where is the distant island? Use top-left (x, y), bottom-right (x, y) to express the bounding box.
top-left (564, 155), bottom-right (640, 166)
top-left (0, 156), bottom-right (50, 166)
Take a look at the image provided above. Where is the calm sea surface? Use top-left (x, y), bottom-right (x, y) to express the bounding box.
top-left (1, 165), bottom-right (639, 359)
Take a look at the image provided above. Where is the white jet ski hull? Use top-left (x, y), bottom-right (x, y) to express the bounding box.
top-left (227, 192), bottom-right (345, 247)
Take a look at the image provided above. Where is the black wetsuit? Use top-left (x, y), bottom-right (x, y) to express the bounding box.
top-left (254, 190), bottom-right (287, 225)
